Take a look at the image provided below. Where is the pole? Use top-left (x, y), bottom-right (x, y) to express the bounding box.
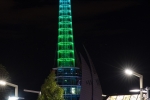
top-left (15, 85), bottom-right (18, 97)
top-left (146, 87), bottom-right (149, 99)
top-left (140, 75), bottom-right (143, 100)
top-left (7, 82), bottom-right (18, 97)
top-left (133, 72), bottom-right (143, 100)
top-left (24, 89), bottom-right (41, 94)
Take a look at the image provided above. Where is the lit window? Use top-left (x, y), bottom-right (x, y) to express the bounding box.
top-left (71, 87), bottom-right (76, 94)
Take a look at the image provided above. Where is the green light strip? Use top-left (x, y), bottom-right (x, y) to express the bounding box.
top-left (57, 0), bottom-right (75, 67)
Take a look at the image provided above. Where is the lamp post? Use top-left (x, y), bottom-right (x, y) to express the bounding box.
top-left (125, 69), bottom-right (143, 100)
top-left (24, 89), bottom-right (41, 95)
top-left (0, 80), bottom-right (18, 97)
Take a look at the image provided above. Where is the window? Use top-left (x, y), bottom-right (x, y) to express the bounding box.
top-left (71, 87), bottom-right (76, 94)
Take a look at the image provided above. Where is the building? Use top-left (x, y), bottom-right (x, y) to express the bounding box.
top-left (54, 0), bottom-right (103, 100)
top-left (54, 0), bottom-right (81, 100)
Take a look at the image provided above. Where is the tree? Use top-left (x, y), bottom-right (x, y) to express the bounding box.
top-left (0, 64), bottom-right (10, 80)
top-left (0, 64), bottom-right (11, 100)
top-left (37, 70), bottom-right (64, 100)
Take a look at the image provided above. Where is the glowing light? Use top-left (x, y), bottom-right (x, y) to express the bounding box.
top-left (71, 87), bottom-right (76, 94)
top-left (53, 0), bottom-right (81, 99)
top-left (130, 89), bottom-right (147, 93)
top-left (0, 80), bottom-right (6, 85)
top-left (57, 0), bottom-right (75, 67)
top-left (130, 89), bottom-right (140, 92)
top-left (125, 69), bottom-right (133, 75)
top-left (8, 96), bottom-right (19, 100)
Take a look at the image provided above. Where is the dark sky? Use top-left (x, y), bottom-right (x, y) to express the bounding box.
top-left (0, 0), bottom-right (150, 99)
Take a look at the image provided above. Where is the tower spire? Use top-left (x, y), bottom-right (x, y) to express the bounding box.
top-left (57, 0), bottom-right (75, 67)
top-left (56, 0), bottom-right (81, 100)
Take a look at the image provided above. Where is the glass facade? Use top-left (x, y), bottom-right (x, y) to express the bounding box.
top-left (56, 67), bottom-right (81, 100)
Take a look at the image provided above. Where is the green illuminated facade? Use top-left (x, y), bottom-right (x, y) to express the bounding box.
top-left (57, 0), bottom-right (75, 67)
top-left (56, 0), bottom-right (81, 100)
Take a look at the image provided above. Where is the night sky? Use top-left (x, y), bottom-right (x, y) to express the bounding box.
top-left (0, 0), bottom-right (150, 99)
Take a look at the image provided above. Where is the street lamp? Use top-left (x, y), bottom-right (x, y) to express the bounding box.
top-left (125, 69), bottom-right (143, 100)
top-left (0, 80), bottom-right (18, 97)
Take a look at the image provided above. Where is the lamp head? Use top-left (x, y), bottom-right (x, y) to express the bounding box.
top-left (125, 69), bottom-right (133, 75)
top-left (0, 80), bottom-right (6, 85)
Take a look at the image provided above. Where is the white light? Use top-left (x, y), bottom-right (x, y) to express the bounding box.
top-left (102, 94), bottom-right (107, 97)
top-left (129, 89), bottom-right (147, 93)
top-left (0, 80), bottom-right (6, 85)
top-left (8, 96), bottom-right (19, 100)
top-left (71, 88), bottom-right (76, 94)
top-left (130, 89), bottom-right (140, 92)
top-left (142, 90), bottom-right (147, 93)
top-left (125, 69), bottom-right (133, 75)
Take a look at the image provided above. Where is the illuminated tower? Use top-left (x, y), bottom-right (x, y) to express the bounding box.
top-left (57, 0), bottom-right (74, 67)
top-left (55, 0), bottom-right (81, 100)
